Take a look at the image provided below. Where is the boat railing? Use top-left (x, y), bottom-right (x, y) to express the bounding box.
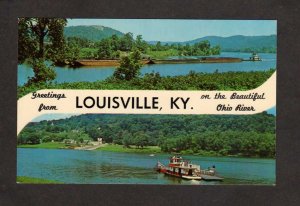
top-left (199, 169), bottom-right (216, 176)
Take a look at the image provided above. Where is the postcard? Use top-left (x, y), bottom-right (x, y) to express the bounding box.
top-left (17, 18), bottom-right (276, 185)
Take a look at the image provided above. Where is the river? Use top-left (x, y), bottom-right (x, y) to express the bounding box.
top-left (17, 52), bottom-right (276, 86)
top-left (17, 148), bottom-right (275, 185)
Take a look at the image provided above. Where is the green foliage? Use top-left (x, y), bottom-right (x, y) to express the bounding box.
top-left (19, 112), bottom-right (275, 158)
top-left (98, 144), bottom-right (161, 154)
top-left (65, 32), bottom-right (220, 60)
top-left (146, 49), bottom-right (179, 59)
top-left (119, 32), bottom-right (134, 51)
top-left (113, 50), bottom-right (142, 80)
top-left (18, 142), bottom-right (64, 149)
top-left (149, 40), bottom-right (220, 57)
top-left (18, 69), bottom-right (275, 98)
top-left (66, 36), bottom-right (94, 48)
top-left (135, 35), bottom-right (148, 53)
top-left (63, 25), bottom-right (276, 53)
top-left (64, 25), bottom-right (124, 41)
top-left (18, 123), bottom-right (92, 145)
top-left (17, 176), bottom-right (62, 184)
top-left (79, 48), bottom-right (98, 59)
top-left (26, 59), bottom-right (56, 84)
top-left (18, 18), bottom-right (67, 84)
top-left (97, 39), bottom-right (113, 59)
top-left (51, 38), bottom-right (80, 66)
top-left (133, 132), bottom-right (150, 149)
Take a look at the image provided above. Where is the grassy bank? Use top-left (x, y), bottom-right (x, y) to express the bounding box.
top-left (97, 144), bottom-right (161, 154)
top-left (18, 69), bottom-right (275, 98)
top-left (18, 143), bottom-right (161, 154)
top-left (17, 176), bottom-right (62, 184)
top-left (17, 143), bottom-right (217, 156)
top-left (17, 143), bottom-right (273, 158)
top-left (18, 142), bottom-right (65, 149)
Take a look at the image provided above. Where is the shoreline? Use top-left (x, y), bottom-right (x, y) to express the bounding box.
top-left (17, 143), bottom-right (275, 159)
top-left (17, 176), bottom-right (62, 184)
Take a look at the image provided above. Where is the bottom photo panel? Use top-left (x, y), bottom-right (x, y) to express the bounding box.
top-left (17, 111), bottom-right (276, 185)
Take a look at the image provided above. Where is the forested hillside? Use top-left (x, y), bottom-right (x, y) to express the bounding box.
top-left (64, 25), bottom-right (124, 41)
top-left (19, 113), bottom-right (276, 157)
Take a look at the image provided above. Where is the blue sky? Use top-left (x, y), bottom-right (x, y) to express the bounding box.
top-left (67, 19), bottom-right (277, 42)
top-left (32, 114), bottom-right (80, 122)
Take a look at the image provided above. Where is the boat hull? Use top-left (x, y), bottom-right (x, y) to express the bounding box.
top-left (182, 175), bottom-right (202, 180)
top-left (155, 159), bottom-right (223, 182)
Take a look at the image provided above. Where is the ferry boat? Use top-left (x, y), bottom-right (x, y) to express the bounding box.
top-left (155, 156), bottom-right (223, 181)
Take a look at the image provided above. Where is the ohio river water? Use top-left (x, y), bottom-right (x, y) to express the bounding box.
top-left (18, 52), bottom-right (276, 86)
top-left (17, 148), bottom-right (275, 185)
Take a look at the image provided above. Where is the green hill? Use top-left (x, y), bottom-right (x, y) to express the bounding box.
top-left (185, 35), bottom-right (277, 52)
top-left (64, 25), bottom-right (124, 41)
top-left (149, 35), bottom-right (277, 52)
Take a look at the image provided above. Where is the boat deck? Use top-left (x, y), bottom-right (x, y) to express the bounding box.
top-left (200, 174), bottom-right (224, 181)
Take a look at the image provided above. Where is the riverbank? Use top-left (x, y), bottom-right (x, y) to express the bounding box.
top-left (17, 143), bottom-right (161, 153)
top-left (18, 142), bottom-right (104, 150)
top-left (17, 176), bottom-right (62, 184)
top-left (18, 142), bottom-right (66, 149)
top-left (17, 143), bottom-right (274, 159)
top-left (96, 144), bottom-right (161, 154)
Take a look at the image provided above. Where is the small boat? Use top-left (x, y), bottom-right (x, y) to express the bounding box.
top-left (249, 52), bottom-right (262, 61)
top-left (149, 154), bottom-right (155, 157)
top-left (155, 156), bottom-right (223, 181)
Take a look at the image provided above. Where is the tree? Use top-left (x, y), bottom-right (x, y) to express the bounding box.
top-left (155, 41), bottom-right (163, 51)
top-left (120, 32), bottom-right (134, 51)
top-left (97, 39), bottom-right (113, 59)
top-left (18, 18), bottom-right (67, 84)
top-left (134, 132), bottom-right (149, 149)
top-left (135, 35), bottom-right (148, 53)
top-left (113, 49), bottom-right (142, 80)
top-left (110, 34), bottom-right (120, 51)
top-left (65, 42), bottom-right (80, 66)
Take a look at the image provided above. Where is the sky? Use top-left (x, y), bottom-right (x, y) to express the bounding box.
top-left (32, 114), bottom-right (80, 122)
top-left (67, 19), bottom-right (277, 42)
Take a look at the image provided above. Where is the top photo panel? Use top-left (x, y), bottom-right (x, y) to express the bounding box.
top-left (18, 19), bottom-right (276, 98)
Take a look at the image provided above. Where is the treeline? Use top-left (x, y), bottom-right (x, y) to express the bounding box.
top-left (18, 128), bottom-right (91, 145)
top-left (64, 33), bottom-right (221, 60)
top-left (149, 41), bottom-right (221, 56)
top-left (18, 113), bottom-right (275, 158)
